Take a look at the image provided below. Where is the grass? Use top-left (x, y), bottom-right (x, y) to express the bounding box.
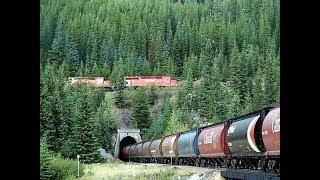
top-left (73, 161), bottom-right (193, 180)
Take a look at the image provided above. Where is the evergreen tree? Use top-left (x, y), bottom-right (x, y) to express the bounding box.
top-left (208, 63), bottom-right (228, 121)
top-left (73, 86), bottom-right (100, 163)
top-left (227, 92), bottom-right (243, 118)
top-left (273, 55), bottom-right (280, 102)
top-left (141, 59), bottom-right (151, 76)
top-left (148, 115), bottom-right (164, 139)
top-left (148, 86), bottom-right (157, 105)
top-left (40, 139), bottom-right (55, 180)
top-left (77, 61), bottom-right (84, 77)
top-left (115, 64), bottom-right (126, 108)
top-left (132, 87), bottom-right (150, 135)
top-left (164, 109), bottom-right (180, 135)
top-left (94, 95), bottom-right (115, 150)
top-left (154, 61), bottom-right (163, 76)
top-left (125, 54), bottom-right (135, 76)
top-left (229, 41), bottom-right (247, 105)
top-left (181, 68), bottom-right (195, 113)
top-left (49, 86), bottom-right (67, 152)
top-left (65, 38), bottom-right (80, 76)
top-left (91, 63), bottom-right (100, 77)
top-left (48, 38), bottom-right (61, 64)
top-left (60, 85), bottom-right (76, 158)
top-left (148, 35), bottom-right (156, 69)
top-left (164, 57), bottom-right (175, 77)
top-left (242, 91), bottom-right (254, 114)
top-left (40, 83), bottom-right (53, 138)
top-left (197, 77), bottom-right (209, 118)
top-left (101, 62), bottom-right (111, 79)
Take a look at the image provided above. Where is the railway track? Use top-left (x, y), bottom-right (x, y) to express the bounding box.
top-left (124, 161), bottom-right (280, 180)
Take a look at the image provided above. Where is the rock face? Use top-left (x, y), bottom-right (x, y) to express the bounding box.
top-left (112, 106), bottom-right (133, 129)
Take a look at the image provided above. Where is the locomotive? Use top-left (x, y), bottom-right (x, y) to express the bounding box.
top-left (121, 103), bottom-right (280, 173)
top-left (68, 77), bottom-right (114, 91)
top-left (69, 76), bottom-right (178, 90)
top-left (124, 76), bottom-right (178, 87)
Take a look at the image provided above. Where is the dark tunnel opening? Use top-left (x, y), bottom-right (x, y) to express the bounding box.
top-left (119, 136), bottom-right (136, 161)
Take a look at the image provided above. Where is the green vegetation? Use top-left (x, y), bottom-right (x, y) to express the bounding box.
top-left (77, 163), bottom-right (193, 180)
top-left (41, 0), bottom-right (279, 178)
top-left (40, 140), bottom-right (84, 180)
top-left (40, 63), bottom-right (115, 179)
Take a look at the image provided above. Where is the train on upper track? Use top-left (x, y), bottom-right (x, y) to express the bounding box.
top-left (68, 76), bottom-right (178, 91)
top-left (121, 103), bottom-right (280, 174)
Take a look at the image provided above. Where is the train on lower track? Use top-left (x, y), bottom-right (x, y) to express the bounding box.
top-left (121, 103), bottom-right (280, 174)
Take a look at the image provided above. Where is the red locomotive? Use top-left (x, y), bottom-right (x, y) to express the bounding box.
top-left (68, 77), bottom-right (114, 91)
top-left (124, 76), bottom-right (178, 87)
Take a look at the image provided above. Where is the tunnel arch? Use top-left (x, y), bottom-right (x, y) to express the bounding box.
top-left (119, 136), bottom-right (137, 160)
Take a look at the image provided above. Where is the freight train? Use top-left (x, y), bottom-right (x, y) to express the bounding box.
top-left (69, 76), bottom-right (178, 90)
top-left (121, 103), bottom-right (280, 173)
top-left (68, 77), bottom-right (114, 91)
top-left (124, 76), bottom-right (178, 87)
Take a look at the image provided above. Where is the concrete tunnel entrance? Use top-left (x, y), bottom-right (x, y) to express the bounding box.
top-left (119, 136), bottom-right (136, 160)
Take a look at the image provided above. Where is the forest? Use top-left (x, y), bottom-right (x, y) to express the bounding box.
top-left (40, 0), bottom-right (279, 179)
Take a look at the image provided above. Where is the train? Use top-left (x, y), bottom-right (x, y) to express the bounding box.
top-left (69, 76), bottom-right (178, 90)
top-left (121, 103), bottom-right (280, 173)
top-left (68, 77), bottom-right (114, 91)
top-left (124, 76), bottom-right (178, 87)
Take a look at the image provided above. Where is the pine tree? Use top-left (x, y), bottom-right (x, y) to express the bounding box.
top-left (40, 139), bottom-right (55, 180)
top-left (165, 57), bottom-right (175, 77)
top-left (164, 109), bottom-right (180, 135)
top-left (182, 68), bottom-right (195, 113)
top-left (60, 85), bottom-right (76, 158)
top-left (227, 92), bottom-right (243, 118)
top-left (73, 86), bottom-right (100, 163)
top-left (77, 61), bottom-right (84, 77)
top-left (100, 38), bottom-right (116, 68)
top-left (48, 38), bottom-right (61, 64)
top-left (94, 95), bottom-right (115, 150)
top-left (197, 77), bottom-right (209, 118)
top-left (141, 59), bottom-right (151, 76)
top-left (125, 54), bottom-right (135, 76)
top-left (148, 115), bottom-right (164, 139)
top-left (84, 65), bottom-right (91, 76)
top-left (65, 37), bottom-right (80, 76)
top-left (252, 67), bottom-right (264, 109)
top-left (148, 86), bottom-right (157, 105)
top-left (115, 64), bottom-right (126, 108)
top-left (132, 87), bottom-right (150, 135)
top-left (242, 91), bottom-right (254, 114)
top-left (273, 55), bottom-right (280, 102)
top-left (229, 41), bottom-right (247, 105)
top-left (208, 63), bottom-right (228, 121)
top-left (58, 60), bottom-right (69, 80)
top-left (50, 86), bottom-right (67, 152)
top-left (40, 82), bottom-right (53, 138)
top-left (148, 35), bottom-right (156, 69)
top-left (101, 62), bottom-right (111, 79)
top-left (91, 63), bottom-right (100, 77)
top-left (154, 61), bottom-right (163, 76)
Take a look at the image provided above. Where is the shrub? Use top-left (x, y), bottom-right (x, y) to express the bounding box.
top-left (50, 154), bottom-right (84, 180)
top-left (40, 140), bottom-right (84, 180)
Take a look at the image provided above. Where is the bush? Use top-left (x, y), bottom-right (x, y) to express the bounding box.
top-left (40, 140), bottom-right (84, 180)
top-left (50, 154), bottom-right (84, 180)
